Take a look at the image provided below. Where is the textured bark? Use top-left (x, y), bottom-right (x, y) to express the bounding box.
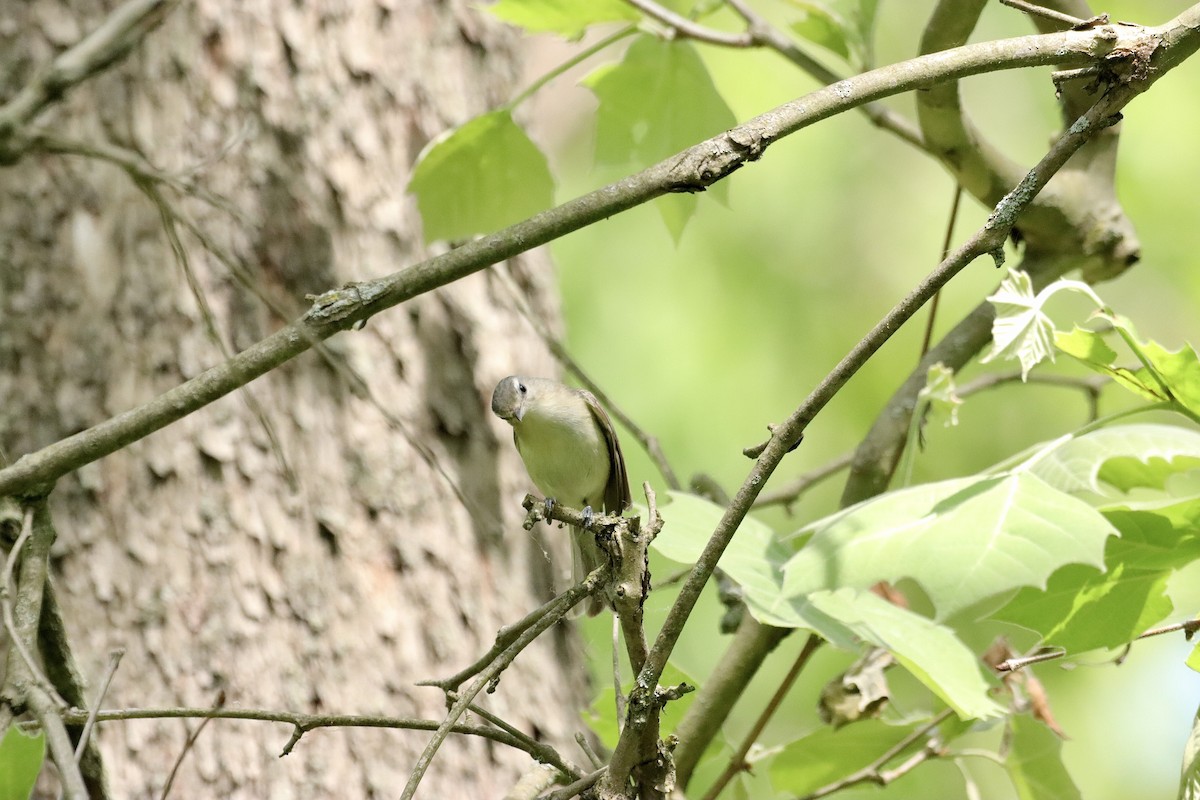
top-left (0, 1), bottom-right (587, 797)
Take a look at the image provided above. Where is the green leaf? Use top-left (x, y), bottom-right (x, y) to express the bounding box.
top-left (581, 35), bottom-right (736, 234)
top-left (486, 0), bottom-right (638, 38)
top-left (1054, 327), bottom-right (1162, 402)
top-left (582, 36), bottom-right (735, 165)
top-left (920, 363), bottom-right (963, 429)
top-left (982, 270), bottom-right (1104, 380)
top-left (787, 2), bottom-right (852, 60)
top-left (803, 590), bottom-right (1005, 719)
top-left (1002, 423), bottom-right (1200, 499)
top-left (652, 491), bottom-right (793, 602)
top-left (0, 727), bottom-right (44, 800)
top-left (1057, 314), bottom-right (1200, 418)
top-left (408, 110), bottom-right (554, 242)
top-left (769, 718), bottom-right (922, 795)
top-left (779, 471), bottom-right (1115, 620)
top-left (994, 562), bottom-right (1170, 653)
top-left (1188, 641), bottom-right (1200, 674)
top-left (1005, 714), bottom-right (1082, 800)
top-left (995, 503), bottom-right (1200, 651)
top-left (656, 193), bottom-right (699, 243)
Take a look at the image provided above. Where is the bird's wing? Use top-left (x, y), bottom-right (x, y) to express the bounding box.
top-left (579, 390), bottom-right (631, 513)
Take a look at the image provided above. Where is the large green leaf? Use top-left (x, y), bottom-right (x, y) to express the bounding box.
top-left (779, 471), bottom-right (1115, 620)
top-left (770, 713), bottom-right (974, 795)
top-left (0, 727), bottom-right (44, 800)
top-left (657, 492), bottom-right (1004, 716)
top-left (787, 2), bottom-right (853, 61)
top-left (769, 718), bottom-right (922, 795)
top-left (653, 491), bottom-right (792, 603)
top-left (653, 427), bottom-right (1200, 711)
top-left (1057, 313), bottom-right (1200, 418)
top-left (582, 36), bottom-right (735, 166)
top-left (802, 589), bottom-right (1005, 719)
top-left (993, 424), bottom-right (1200, 499)
top-left (1005, 714), bottom-right (1082, 800)
top-left (407, 110), bottom-right (554, 242)
top-left (581, 35), bottom-right (735, 235)
top-left (486, 0), bottom-right (638, 38)
top-left (994, 500), bottom-right (1200, 651)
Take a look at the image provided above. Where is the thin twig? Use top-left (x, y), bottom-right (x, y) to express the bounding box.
top-left (701, 635), bottom-right (821, 800)
top-left (625, 0), bottom-right (753, 46)
top-left (73, 649), bottom-right (125, 763)
top-left (401, 578), bottom-right (595, 799)
top-left (135, 177), bottom-right (299, 490)
top-left (575, 732), bottom-right (604, 770)
top-left (724, 0), bottom-right (926, 148)
top-left (798, 708), bottom-right (954, 800)
top-left (420, 573), bottom-right (597, 692)
top-left (460, 701), bottom-right (580, 779)
top-left (999, 0), bottom-right (1087, 27)
top-left (1, 510), bottom-right (43, 687)
top-left (58, 705), bottom-right (567, 762)
top-left (29, 687), bottom-right (88, 800)
top-left (613, 613), bottom-right (625, 727)
top-left (996, 647), bottom-right (1069, 672)
top-left (1, 503), bottom-right (85, 799)
top-left (998, 617), bottom-right (1200, 672)
top-left (507, 27), bottom-right (638, 109)
top-left (1138, 618), bottom-right (1200, 640)
top-left (543, 766), bottom-right (607, 800)
top-left (160, 691), bottom-right (226, 800)
top-left (752, 452), bottom-right (855, 510)
top-left (920, 186), bottom-right (963, 357)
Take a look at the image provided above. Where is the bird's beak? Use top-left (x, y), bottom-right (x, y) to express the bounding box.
top-left (494, 404), bottom-right (522, 424)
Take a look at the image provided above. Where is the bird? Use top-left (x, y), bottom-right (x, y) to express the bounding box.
top-left (491, 376), bottom-right (630, 615)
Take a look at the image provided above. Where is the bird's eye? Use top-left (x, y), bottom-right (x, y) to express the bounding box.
top-left (518, 383), bottom-right (527, 394)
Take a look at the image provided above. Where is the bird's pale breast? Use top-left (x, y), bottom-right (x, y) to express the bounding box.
top-left (513, 399), bottom-right (611, 509)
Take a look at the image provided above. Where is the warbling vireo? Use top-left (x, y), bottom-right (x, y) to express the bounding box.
top-left (491, 376), bottom-right (631, 615)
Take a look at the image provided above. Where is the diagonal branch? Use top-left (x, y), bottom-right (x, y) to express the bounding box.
top-left (2, 18), bottom-right (1193, 501)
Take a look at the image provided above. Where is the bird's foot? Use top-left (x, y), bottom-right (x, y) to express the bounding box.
top-left (543, 497), bottom-right (556, 518)
top-left (581, 505), bottom-right (594, 528)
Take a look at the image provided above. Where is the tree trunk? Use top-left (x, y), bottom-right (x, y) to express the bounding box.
top-left (0, 1), bottom-right (585, 796)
